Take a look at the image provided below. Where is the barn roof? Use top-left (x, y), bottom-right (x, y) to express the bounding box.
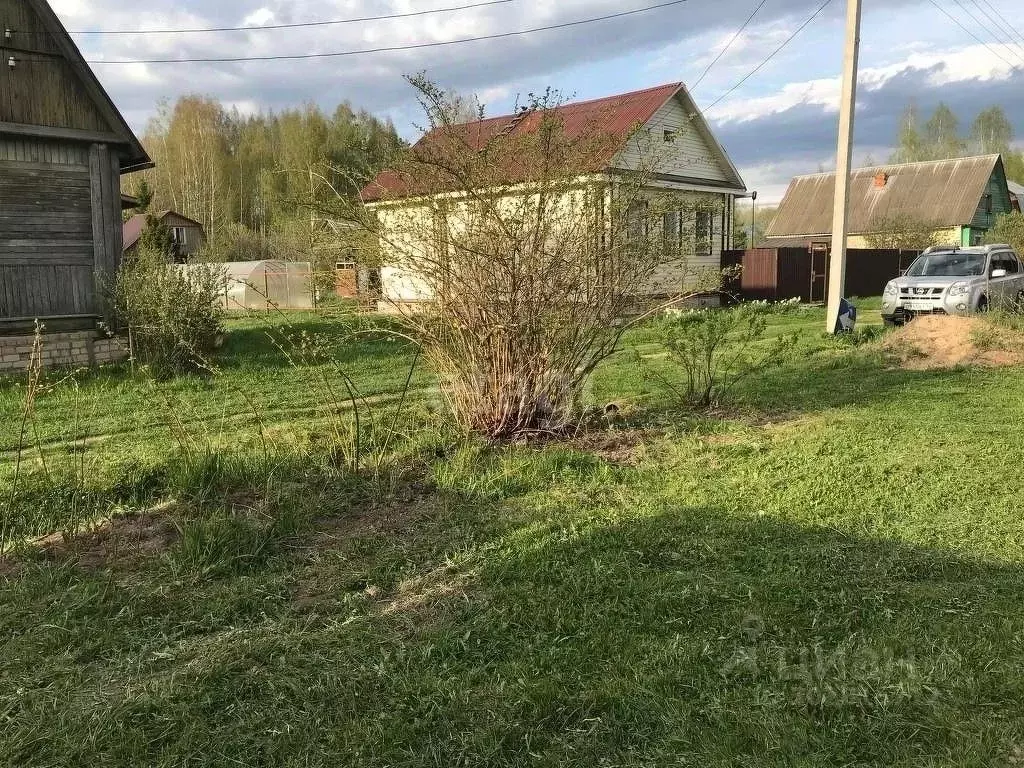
top-left (765, 155), bottom-right (1004, 239)
top-left (122, 211), bottom-right (204, 251)
top-left (10, 0), bottom-right (152, 172)
top-left (362, 82), bottom-right (738, 202)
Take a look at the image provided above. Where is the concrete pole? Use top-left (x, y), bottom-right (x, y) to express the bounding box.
top-left (825, 0), bottom-right (863, 333)
top-left (750, 191), bottom-right (758, 247)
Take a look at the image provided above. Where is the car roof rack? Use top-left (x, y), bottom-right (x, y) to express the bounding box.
top-left (921, 244), bottom-right (1011, 255)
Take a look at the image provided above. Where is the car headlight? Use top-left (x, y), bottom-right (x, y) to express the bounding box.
top-left (883, 281), bottom-right (898, 297)
top-left (948, 282), bottom-right (971, 296)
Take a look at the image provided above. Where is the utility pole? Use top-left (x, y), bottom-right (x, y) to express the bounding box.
top-left (825, 0), bottom-right (863, 333)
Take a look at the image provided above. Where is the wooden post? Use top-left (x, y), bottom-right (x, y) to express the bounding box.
top-left (826, 0), bottom-right (863, 333)
top-left (90, 143), bottom-right (120, 332)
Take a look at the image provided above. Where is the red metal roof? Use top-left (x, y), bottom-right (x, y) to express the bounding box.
top-left (361, 82), bottom-right (683, 202)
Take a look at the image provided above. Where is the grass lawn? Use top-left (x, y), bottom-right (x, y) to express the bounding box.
top-left (2, 300), bottom-right (1024, 767)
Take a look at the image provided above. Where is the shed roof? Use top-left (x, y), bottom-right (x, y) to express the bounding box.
top-left (362, 82), bottom-right (737, 202)
top-left (766, 155), bottom-right (1004, 238)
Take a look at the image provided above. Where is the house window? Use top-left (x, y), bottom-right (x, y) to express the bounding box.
top-left (695, 210), bottom-right (712, 256)
top-left (171, 227), bottom-right (187, 246)
top-left (985, 194), bottom-right (993, 215)
top-left (663, 130), bottom-right (677, 144)
top-left (662, 211), bottom-right (679, 251)
top-left (627, 200), bottom-right (649, 242)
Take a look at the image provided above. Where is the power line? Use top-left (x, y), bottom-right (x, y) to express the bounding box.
top-left (967, 0), bottom-right (1024, 61)
top-left (691, 0), bottom-right (768, 91)
top-left (702, 0), bottom-right (834, 112)
top-left (86, 0), bottom-right (691, 64)
top-left (950, 0), bottom-right (1024, 66)
top-left (69, 0), bottom-right (514, 36)
top-left (974, 0), bottom-right (1024, 51)
top-left (925, 0), bottom-right (1021, 70)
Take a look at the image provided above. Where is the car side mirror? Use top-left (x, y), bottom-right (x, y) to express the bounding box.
top-left (992, 268), bottom-right (1008, 278)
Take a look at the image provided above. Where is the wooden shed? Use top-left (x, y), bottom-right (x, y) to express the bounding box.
top-left (123, 211), bottom-right (207, 263)
top-left (0, 0), bottom-right (151, 367)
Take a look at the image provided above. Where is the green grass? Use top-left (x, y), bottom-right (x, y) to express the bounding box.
top-left (2, 301), bottom-right (1024, 766)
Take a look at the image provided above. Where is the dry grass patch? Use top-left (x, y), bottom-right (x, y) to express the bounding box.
top-left (24, 504), bottom-right (180, 572)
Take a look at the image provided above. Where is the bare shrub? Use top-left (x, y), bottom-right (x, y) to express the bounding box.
top-left (348, 76), bottom-right (727, 439)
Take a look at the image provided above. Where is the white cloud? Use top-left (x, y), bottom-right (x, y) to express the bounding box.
top-left (242, 8), bottom-right (275, 27)
top-left (709, 43), bottom-right (1022, 124)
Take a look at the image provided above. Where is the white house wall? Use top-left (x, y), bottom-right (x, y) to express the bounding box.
top-left (376, 205), bottom-right (436, 304)
top-left (641, 189), bottom-right (728, 297)
top-left (613, 94), bottom-right (732, 183)
top-left (373, 184), bottom-right (730, 307)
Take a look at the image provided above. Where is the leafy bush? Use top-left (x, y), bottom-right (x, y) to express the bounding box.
top-left (984, 212), bottom-right (1024, 254)
top-left (654, 305), bottom-right (797, 408)
top-left (115, 245), bottom-right (226, 378)
top-left (863, 213), bottom-right (944, 250)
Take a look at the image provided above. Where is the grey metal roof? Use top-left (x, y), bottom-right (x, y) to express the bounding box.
top-left (766, 155), bottom-right (1002, 238)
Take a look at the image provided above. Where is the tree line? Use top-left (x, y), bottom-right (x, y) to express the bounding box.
top-left (124, 95), bottom-right (404, 265)
top-left (890, 102), bottom-right (1024, 182)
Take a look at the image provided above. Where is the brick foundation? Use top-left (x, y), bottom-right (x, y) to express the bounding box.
top-left (0, 331), bottom-right (128, 373)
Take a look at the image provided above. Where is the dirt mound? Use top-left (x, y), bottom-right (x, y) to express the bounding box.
top-left (882, 315), bottom-right (1024, 370)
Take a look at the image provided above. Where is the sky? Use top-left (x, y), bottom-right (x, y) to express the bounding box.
top-left (50, 0), bottom-right (1024, 202)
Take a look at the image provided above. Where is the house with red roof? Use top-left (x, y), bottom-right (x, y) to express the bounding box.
top-left (123, 210), bottom-right (206, 264)
top-left (361, 82), bottom-right (747, 310)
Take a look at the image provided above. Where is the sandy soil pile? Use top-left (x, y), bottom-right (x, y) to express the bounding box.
top-left (881, 315), bottom-right (1024, 370)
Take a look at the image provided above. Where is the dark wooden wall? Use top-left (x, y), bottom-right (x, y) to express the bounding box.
top-left (0, 135), bottom-right (121, 330)
top-left (162, 212), bottom-right (206, 255)
top-left (0, 0), bottom-right (111, 132)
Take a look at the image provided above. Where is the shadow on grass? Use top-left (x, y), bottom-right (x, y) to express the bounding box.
top-left (730, 350), bottom-right (979, 415)
top-left (3, 460), bottom-right (1023, 766)
top-left (624, 348), bottom-right (991, 427)
top-left (218, 315), bottom-right (416, 372)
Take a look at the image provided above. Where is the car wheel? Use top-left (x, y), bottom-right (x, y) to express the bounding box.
top-left (1015, 290), bottom-right (1024, 312)
top-left (977, 295), bottom-right (990, 313)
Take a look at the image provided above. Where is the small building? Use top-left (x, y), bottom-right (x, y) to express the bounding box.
top-left (0, 0), bottom-right (151, 370)
top-left (123, 211), bottom-right (206, 263)
top-left (1008, 180), bottom-right (1023, 213)
top-left (763, 155), bottom-right (1013, 249)
top-left (362, 82), bottom-right (747, 312)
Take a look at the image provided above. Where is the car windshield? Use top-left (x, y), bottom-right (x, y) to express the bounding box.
top-left (906, 252), bottom-right (987, 277)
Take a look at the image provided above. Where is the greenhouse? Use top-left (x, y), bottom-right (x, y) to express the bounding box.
top-left (181, 261), bottom-right (315, 311)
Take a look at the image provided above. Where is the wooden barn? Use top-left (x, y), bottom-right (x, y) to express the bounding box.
top-left (0, 0), bottom-right (151, 370)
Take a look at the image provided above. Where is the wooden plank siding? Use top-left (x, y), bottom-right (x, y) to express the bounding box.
top-left (970, 164), bottom-right (1014, 231)
top-left (0, 0), bottom-right (110, 133)
top-left (89, 143), bottom-right (122, 328)
top-left (0, 0), bottom-right (151, 335)
top-left (614, 95), bottom-right (730, 184)
top-left (0, 134), bottom-right (124, 326)
top-left (0, 142), bottom-right (97, 321)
